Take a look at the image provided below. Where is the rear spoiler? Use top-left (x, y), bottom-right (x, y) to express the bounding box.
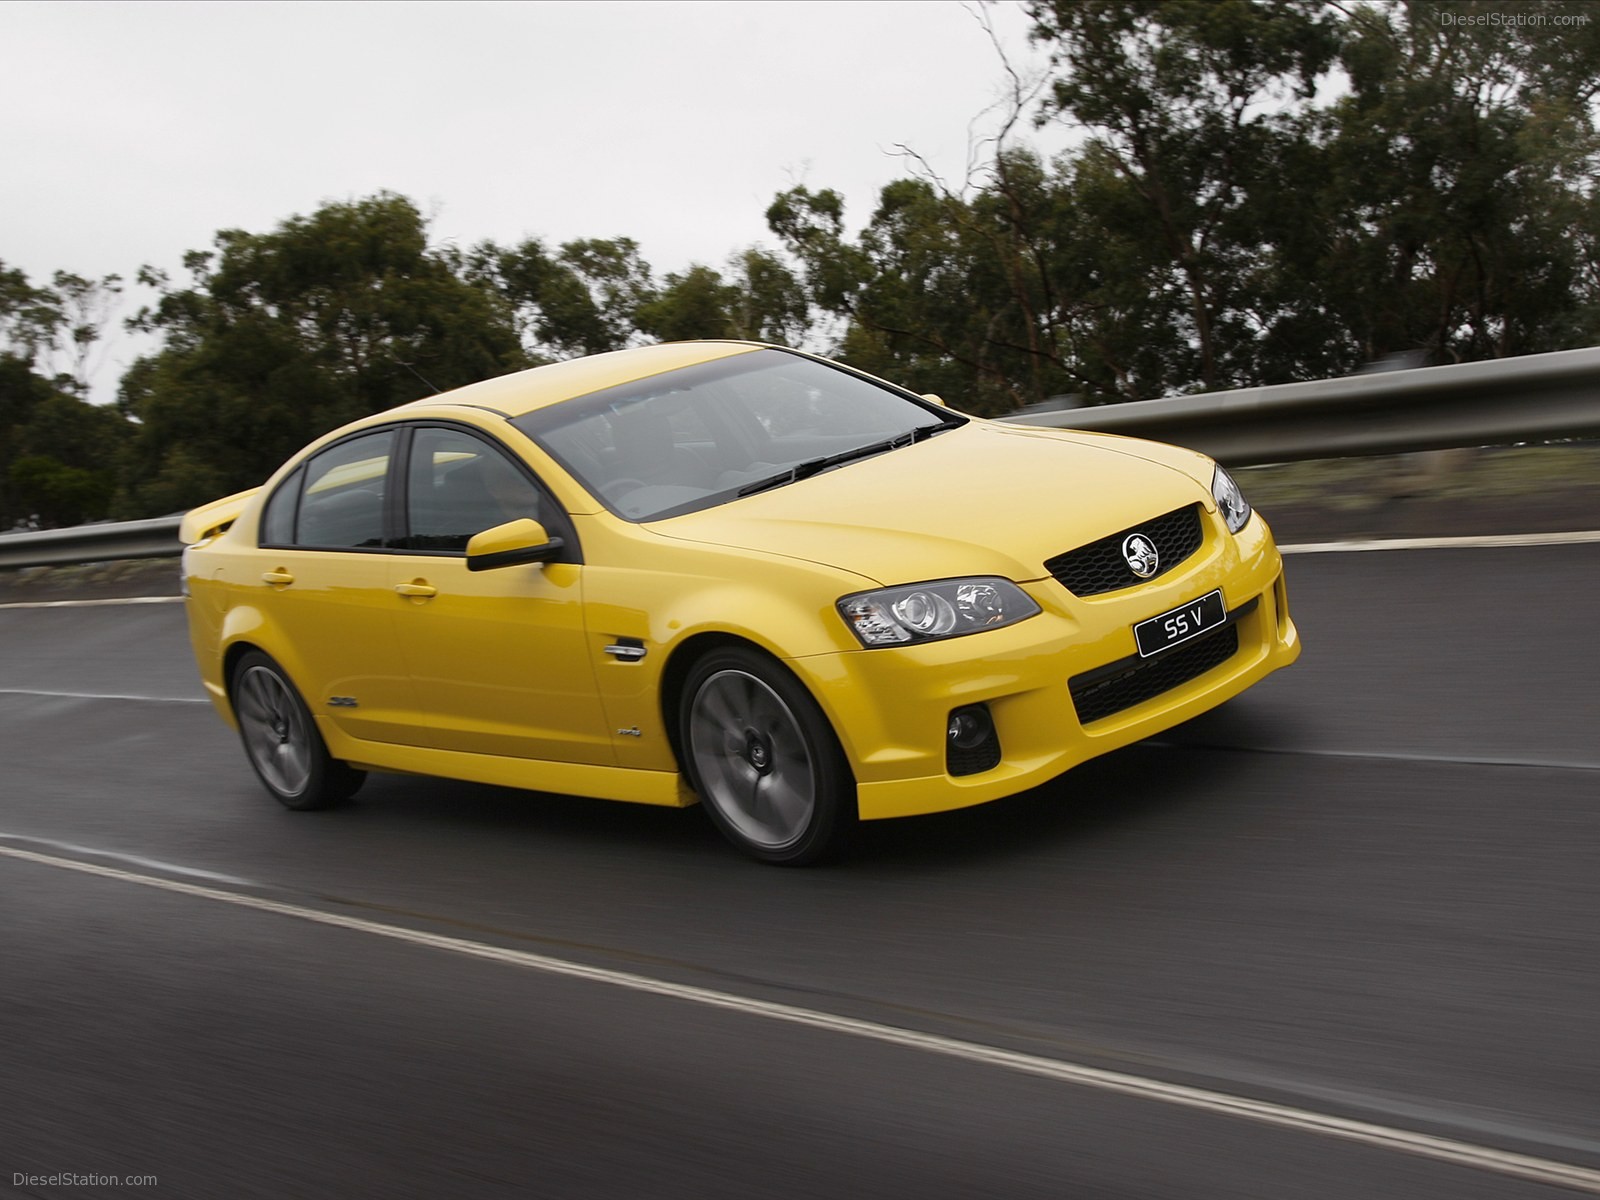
top-left (178, 487), bottom-right (261, 545)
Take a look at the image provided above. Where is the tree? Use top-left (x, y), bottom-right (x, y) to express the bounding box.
top-left (120, 193), bottom-right (526, 514)
top-left (0, 370), bottom-right (130, 528)
top-left (0, 259), bottom-right (123, 395)
top-left (0, 263), bottom-right (130, 526)
top-left (474, 236), bottom-right (654, 359)
top-left (1304, 0), bottom-right (1600, 364)
top-left (1026, 0), bottom-right (1342, 391)
top-left (770, 0), bottom-right (1599, 410)
top-left (0, 261), bottom-right (64, 366)
top-left (634, 264), bottom-right (739, 343)
top-left (477, 236), bottom-right (811, 354)
top-left (47, 270), bottom-right (124, 395)
top-left (725, 247), bottom-right (812, 346)
top-left (763, 2), bottom-right (1344, 408)
top-left (769, 164), bottom-right (1143, 410)
top-left (0, 352), bottom-right (56, 527)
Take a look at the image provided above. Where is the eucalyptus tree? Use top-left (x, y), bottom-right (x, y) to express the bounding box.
top-left (475, 236), bottom-right (656, 359)
top-left (0, 261), bottom-right (130, 527)
top-left (1025, 0), bottom-right (1342, 392)
top-left (120, 193), bottom-right (525, 515)
top-left (630, 250), bottom-right (810, 346)
top-left (1307, 0), bottom-right (1600, 364)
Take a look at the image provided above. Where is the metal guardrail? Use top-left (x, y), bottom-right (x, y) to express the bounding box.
top-left (3, 346), bottom-right (1598, 571)
top-left (995, 345), bottom-right (1600, 464)
top-left (0, 516), bottom-right (184, 570)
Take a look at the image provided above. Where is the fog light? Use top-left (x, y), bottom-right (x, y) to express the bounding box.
top-left (948, 707), bottom-right (991, 748)
top-left (946, 704), bottom-right (1001, 776)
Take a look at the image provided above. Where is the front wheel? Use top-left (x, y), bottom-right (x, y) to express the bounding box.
top-left (230, 650), bottom-right (365, 811)
top-left (680, 646), bottom-right (855, 865)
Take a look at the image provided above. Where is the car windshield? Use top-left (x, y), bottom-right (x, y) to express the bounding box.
top-left (512, 348), bottom-right (964, 521)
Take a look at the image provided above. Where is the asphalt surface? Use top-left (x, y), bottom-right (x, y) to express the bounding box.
top-left (2, 539), bottom-right (1598, 1198)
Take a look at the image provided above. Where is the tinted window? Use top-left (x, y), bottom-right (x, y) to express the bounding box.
top-left (259, 466), bottom-right (302, 546)
top-left (402, 427), bottom-right (548, 552)
top-left (513, 348), bottom-right (960, 521)
top-left (295, 430), bottom-right (395, 548)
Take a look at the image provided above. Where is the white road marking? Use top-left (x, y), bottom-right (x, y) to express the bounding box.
top-left (4, 842), bottom-right (1599, 1194)
top-left (1149, 740), bottom-right (1600, 773)
top-left (0, 688), bottom-right (208, 704)
top-left (1281, 530), bottom-right (1600, 554)
top-left (0, 594), bottom-right (184, 610)
top-left (0, 835), bottom-right (256, 885)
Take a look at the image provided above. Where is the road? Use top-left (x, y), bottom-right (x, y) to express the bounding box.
top-left (2, 538), bottom-right (1598, 1199)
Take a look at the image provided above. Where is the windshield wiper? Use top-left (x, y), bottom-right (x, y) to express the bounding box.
top-left (736, 424), bottom-right (956, 498)
top-left (912, 417), bottom-right (963, 441)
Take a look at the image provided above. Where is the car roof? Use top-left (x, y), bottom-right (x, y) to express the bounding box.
top-left (390, 340), bottom-right (765, 420)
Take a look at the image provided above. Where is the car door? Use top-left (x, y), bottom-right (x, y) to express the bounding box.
top-left (252, 427), bottom-right (422, 745)
top-left (383, 424), bottom-right (615, 766)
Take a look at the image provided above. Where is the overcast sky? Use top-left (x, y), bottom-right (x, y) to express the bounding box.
top-left (5, 0), bottom-right (1069, 398)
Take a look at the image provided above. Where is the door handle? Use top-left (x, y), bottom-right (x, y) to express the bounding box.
top-left (261, 570), bottom-right (295, 586)
top-left (394, 581), bottom-right (438, 598)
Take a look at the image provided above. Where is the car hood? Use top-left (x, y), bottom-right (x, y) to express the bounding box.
top-left (649, 421), bottom-right (1216, 586)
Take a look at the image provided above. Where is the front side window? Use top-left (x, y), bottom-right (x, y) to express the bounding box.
top-left (400, 427), bottom-right (550, 552)
top-left (282, 430), bottom-right (396, 549)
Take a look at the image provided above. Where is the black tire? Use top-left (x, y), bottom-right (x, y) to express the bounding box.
top-left (229, 650), bottom-right (366, 811)
top-left (679, 645), bottom-right (855, 865)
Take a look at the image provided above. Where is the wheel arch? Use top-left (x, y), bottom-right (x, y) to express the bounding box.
top-left (663, 634), bottom-right (859, 864)
top-left (220, 635), bottom-right (316, 729)
top-left (658, 631), bottom-right (765, 779)
top-left (658, 631), bottom-right (861, 805)
top-left (221, 639), bottom-right (267, 705)
top-left (214, 600), bottom-right (318, 717)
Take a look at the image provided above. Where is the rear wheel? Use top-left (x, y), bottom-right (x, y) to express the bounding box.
top-left (680, 646), bottom-right (855, 865)
top-left (230, 650), bottom-right (365, 810)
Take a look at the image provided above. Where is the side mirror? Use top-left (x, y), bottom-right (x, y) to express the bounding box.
top-left (921, 393), bottom-right (946, 407)
top-left (465, 518), bottom-right (565, 572)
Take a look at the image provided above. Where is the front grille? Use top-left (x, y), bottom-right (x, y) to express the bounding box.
top-left (1069, 623), bottom-right (1239, 726)
top-left (1046, 504), bottom-right (1204, 596)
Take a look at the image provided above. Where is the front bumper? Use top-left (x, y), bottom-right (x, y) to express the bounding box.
top-left (795, 510), bottom-right (1301, 821)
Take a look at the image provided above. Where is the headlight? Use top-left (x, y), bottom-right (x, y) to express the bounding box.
top-left (1212, 464), bottom-right (1252, 534)
top-left (838, 578), bottom-right (1041, 647)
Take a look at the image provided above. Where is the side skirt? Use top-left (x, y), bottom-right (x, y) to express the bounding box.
top-left (317, 718), bottom-right (698, 808)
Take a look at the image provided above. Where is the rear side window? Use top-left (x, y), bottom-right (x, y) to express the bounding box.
top-left (258, 466), bottom-right (302, 546)
top-left (262, 430), bottom-right (396, 549)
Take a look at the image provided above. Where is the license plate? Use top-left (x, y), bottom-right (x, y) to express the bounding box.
top-left (1133, 590), bottom-right (1226, 658)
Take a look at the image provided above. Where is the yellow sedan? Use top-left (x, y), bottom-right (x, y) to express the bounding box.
top-left (180, 342), bottom-right (1300, 864)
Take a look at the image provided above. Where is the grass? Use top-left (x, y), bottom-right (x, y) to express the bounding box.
top-left (1240, 441), bottom-right (1600, 506)
top-left (1236, 441), bottom-right (1600, 540)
